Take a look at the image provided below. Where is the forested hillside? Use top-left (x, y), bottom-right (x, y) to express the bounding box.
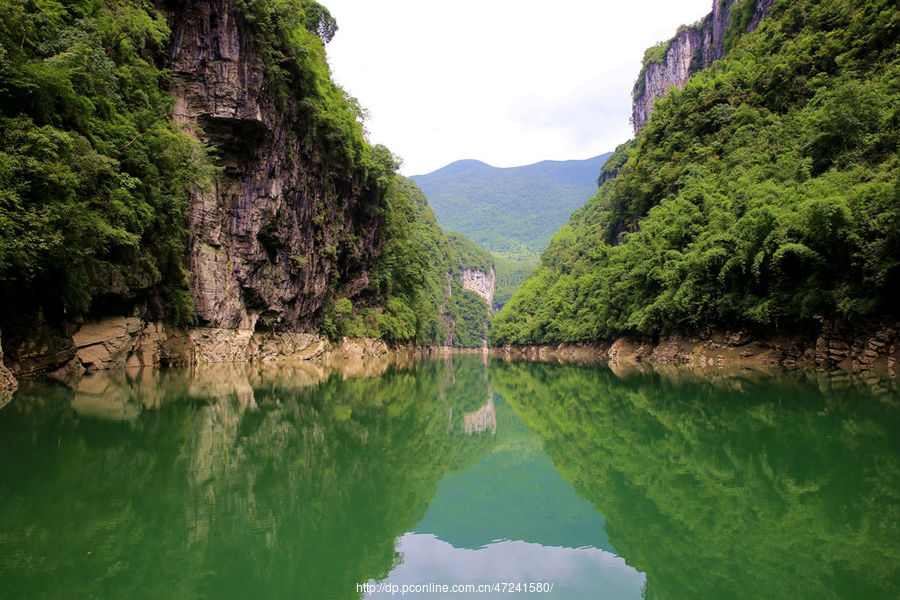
top-left (0, 0), bottom-right (216, 326)
top-left (492, 0), bottom-right (899, 345)
top-left (341, 177), bottom-right (493, 347)
top-left (413, 154), bottom-right (611, 306)
top-left (0, 0), bottom-right (487, 368)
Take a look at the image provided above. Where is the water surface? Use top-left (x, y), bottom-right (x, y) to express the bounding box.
top-left (0, 357), bottom-right (897, 599)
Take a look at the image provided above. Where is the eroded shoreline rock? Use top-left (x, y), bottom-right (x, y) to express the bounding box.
top-left (495, 322), bottom-right (900, 395)
top-left (0, 329), bottom-right (17, 406)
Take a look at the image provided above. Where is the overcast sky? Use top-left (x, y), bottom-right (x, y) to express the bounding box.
top-left (324, 0), bottom-right (712, 175)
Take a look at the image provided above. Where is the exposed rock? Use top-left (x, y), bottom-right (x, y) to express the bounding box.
top-left (255, 332), bottom-right (327, 362)
top-left (632, 0), bottom-right (773, 133)
top-left (608, 338), bottom-right (641, 364)
top-left (497, 341), bottom-right (612, 364)
top-left (184, 327), bottom-right (258, 364)
top-left (1, 308), bottom-right (396, 384)
top-left (73, 316), bottom-right (147, 371)
top-left (458, 267), bottom-right (495, 307)
top-left (0, 328), bottom-right (17, 405)
top-left (163, 0), bottom-right (381, 331)
top-left (497, 320), bottom-right (900, 379)
top-left (633, 26), bottom-right (703, 134)
top-left (334, 337), bottom-right (388, 362)
top-left (747, 0), bottom-right (774, 32)
top-left (2, 315), bottom-right (76, 378)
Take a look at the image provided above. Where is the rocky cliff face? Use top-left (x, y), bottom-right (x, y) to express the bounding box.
top-left (632, 0), bottom-right (772, 133)
top-left (0, 329), bottom-right (18, 405)
top-left (164, 0), bottom-right (380, 331)
top-left (439, 266), bottom-right (496, 348)
top-left (0, 0), bottom-right (389, 384)
top-left (459, 267), bottom-right (495, 308)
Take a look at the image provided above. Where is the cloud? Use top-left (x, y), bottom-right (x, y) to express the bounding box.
top-left (507, 77), bottom-right (632, 148)
top-left (324, 0), bottom-right (713, 175)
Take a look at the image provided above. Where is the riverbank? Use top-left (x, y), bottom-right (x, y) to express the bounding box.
top-left (4, 317), bottom-right (899, 406)
top-left (0, 316), bottom-right (424, 405)
top-left (495, 321), bottom-right (900, 372)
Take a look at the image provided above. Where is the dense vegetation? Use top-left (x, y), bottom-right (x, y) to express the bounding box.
top-left (492, 0), bottom-right (899, 345)
top-left (0, 0), bottom-right (484, 347)
top-left (234, 0), bottom-right (395, 187)
top-left (326, 177), bottom-right (492, 347)
top-left (412, 154), bottom-right (611, 306)
top-left (0, 0), bottom-right (216, 326)
top-left (447, 232), bottom-right (493, 273)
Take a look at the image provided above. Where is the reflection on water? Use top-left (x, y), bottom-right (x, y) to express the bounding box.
top-left (0, 357), bottom-right (898, 599)
top-left (492, 362), bottom-right (900, 600)
top-left (379, 534), bottom-right (643, 600)
top-left (462, 389), bottom-right (496, 436)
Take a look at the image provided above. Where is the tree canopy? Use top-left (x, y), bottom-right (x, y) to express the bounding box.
top-left (492, 0), bottom-right (900, 345)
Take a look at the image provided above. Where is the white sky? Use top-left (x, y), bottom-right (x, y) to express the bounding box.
top-left (324, 0), bottom-right (713, 175)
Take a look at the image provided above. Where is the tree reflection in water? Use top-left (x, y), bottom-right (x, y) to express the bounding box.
top-left (0, 358), bottom-right (495, 599)
top-left (492, 362), bottom-right (900, 600)
top-left (1, 358), bottom-right (898, 599)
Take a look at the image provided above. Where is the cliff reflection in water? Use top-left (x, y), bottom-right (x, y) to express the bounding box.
top-left (491, 362), bottom-right (900, 600)
top-left (0, 358), bottom-right (497, 599)
top-left (1, 357), bottom-right (899, 599)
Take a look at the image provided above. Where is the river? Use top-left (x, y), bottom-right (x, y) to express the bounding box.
top-left (0, 356), bottom-right (897, 599)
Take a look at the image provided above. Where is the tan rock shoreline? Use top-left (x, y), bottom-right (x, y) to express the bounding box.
top-left (494, 330), bottom-right (898, 373)
top-left (490, 324), bottom-right (900, 395)
top-left (5, 316), bottom-right (900, 406)
top-left (0, 316), bottom-right (419, 404)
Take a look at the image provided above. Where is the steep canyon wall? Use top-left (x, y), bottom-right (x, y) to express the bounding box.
top-left (459, 267), bottom-right (495, 308)
top-left (165, 0), bottom-right (380, 331)
top-left (0, 0), bottom-right (391, 384)
top-left (632, 0), bottom-right (773, 132)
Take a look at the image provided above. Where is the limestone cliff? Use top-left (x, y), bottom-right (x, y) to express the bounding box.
top-left (163, 0), bottom-right (380, 331)
top-left (0, 0), bottom-right (398, 383)
top-left (441, 266), bottom-right (496, 348)
top-left (632, 0), bottom-right (772, 133)
top-left (459, 267), bottom-right (495, 308)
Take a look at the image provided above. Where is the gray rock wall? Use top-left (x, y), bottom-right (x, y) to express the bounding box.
top-left (164, 0), bottom-right (380, 331)
top-left (459, 267), bottom-right (496, 307)
top-left (631, 0), bottom-right (773, 133)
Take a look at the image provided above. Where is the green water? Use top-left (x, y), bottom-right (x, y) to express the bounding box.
top-left (0, 358), bottom-right (898, 599)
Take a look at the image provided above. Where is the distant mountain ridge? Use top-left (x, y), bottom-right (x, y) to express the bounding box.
top-left (411, 153), bottom-right (612, 257)
top-left (412, 154), bottom-right (612, 306)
